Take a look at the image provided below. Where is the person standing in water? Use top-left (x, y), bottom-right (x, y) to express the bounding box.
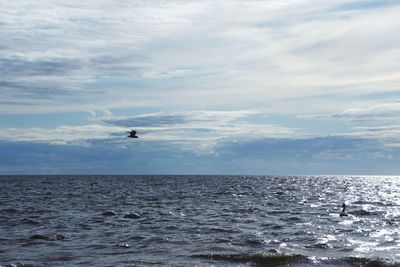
top-left (340, 203), bottom-right (348, 217)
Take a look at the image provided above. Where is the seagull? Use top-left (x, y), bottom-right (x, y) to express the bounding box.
top-left (127, 130), bottom-right (138, 139)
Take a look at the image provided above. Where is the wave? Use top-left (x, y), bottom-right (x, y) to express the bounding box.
top-left (0, 264), bottom-right (33, 267)
top-left (339, 257), bottom-right (399, 267)
top-left (193, 253), bottom-right (309, 266)
top-left (193, 252), bottom-right (399, 267)
top-left (351, 209), bottom-right (382, 216)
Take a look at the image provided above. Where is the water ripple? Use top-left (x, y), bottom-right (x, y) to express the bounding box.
top-left (0, 175), bottom-right (399, 266)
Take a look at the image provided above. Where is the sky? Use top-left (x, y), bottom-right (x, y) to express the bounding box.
top-left (1, 0), bottom-right (400, 175)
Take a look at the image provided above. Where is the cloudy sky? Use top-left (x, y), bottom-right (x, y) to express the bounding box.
top-left (1, 0), bottom-right (400, 175)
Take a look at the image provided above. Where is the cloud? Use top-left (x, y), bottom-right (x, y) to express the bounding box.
top-left (103, 110), bottom-right (258, 127)
top-left (1, 0), bottom-right (400, 115)
top-left (0, 57), bottom-right (81, 77)
top-left (334, 0), bottom-right (399, 12)
top-left (333, 102), bottom-right (400, 120)
top-left (0, 0), bottom-right (206, 109)
top-left (0, 124), bottom-right (125, 144)
top-left (103, 110), bottom-right (297, 150)
top-left (0, 110), bottom-right (298, 155)
top-left (0, 52), bottom-right (150, 105)
top-left (5, 107), bottom-right (400, 153)
top-left (0, 55), bottom-right (92, 106)
top-left (342, 125), bottom-right (400, 149)
top-left (104, 113), bottom-right (189, 127)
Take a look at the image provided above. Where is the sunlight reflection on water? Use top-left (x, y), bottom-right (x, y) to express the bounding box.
top-left (0, 175), bottom-right (399, 266)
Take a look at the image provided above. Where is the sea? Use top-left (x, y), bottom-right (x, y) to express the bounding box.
top-left (0, 175), bottom-right (399, 267)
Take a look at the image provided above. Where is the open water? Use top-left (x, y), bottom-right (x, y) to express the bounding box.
top-left (0, 175), bottom-right (399, 266)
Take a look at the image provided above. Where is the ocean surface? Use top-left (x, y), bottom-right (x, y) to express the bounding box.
top-left (0, 175), bottom-right (399, 267)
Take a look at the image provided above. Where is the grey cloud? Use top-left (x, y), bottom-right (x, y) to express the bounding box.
top-left (0, 56), bottom-right (85, 101)
top-left (0, 81), bottom-right (85, 102)
top-left (0, 53), bottom-right (147, 104)
top-left (0, 57), bottom-right (81, 77)
top-left (0, 54), bottom-right (145, 81)
top-left (89, 54), bottom-right (150, 76)
top-left (0, 100), bottom-right (39, 106)
top-left (349, 125), bottom-right (400, 138)
top-left (102, 110), bottom-right (296, 148)
top-left (103, 110), bottom-right (255, 128)
top-left (104, 114), bottom-right (188, 127)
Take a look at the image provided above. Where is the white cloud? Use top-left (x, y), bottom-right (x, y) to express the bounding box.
top-left (0, 110), bottom-right (298, 153)
top-left (334, 102), bottom-right (400, 120)
top-left (103, 110), bottom-right (298, 152)
top-left (0, 124), bottom-right (125, 144)
top-left (1, 0), bottom-right (399, 116)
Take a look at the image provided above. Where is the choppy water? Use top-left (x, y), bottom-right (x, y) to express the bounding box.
top-left (0, 175), bottom-right (399, 267)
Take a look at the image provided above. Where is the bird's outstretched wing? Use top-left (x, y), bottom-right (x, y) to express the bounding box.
top-left (126, 129), bottom-right (138, 138)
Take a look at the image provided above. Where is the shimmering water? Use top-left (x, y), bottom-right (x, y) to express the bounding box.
top-left (0, 175), bottom-right (399, 266)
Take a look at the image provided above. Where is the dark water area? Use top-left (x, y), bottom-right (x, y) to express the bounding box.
top-left (0, 175), bottom-right (399, 267)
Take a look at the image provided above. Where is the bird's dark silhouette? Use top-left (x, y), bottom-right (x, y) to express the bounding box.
top-left (127, 130), bottom-right (138, 139)
top-left (340, 203), bottom-right (348, 217)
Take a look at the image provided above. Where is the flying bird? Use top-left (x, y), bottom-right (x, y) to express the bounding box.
top-left (127, 130), bottom-right (138, 139)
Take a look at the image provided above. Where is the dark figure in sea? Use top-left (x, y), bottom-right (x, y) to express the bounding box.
top-left (127, 130), bottom-right (138, 139)
top-left (340, 203), bottom-right (348, 217)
